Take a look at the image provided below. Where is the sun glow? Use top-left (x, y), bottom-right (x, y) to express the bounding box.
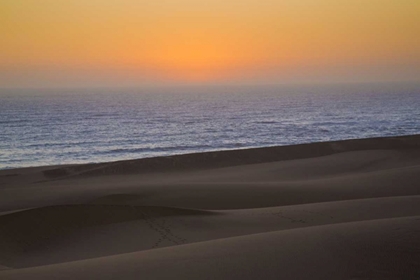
top-left (1, 0), bottom-right (419, 87)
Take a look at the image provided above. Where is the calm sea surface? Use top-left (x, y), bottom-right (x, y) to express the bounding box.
top-left (1, 83), bottom-right (419, 169)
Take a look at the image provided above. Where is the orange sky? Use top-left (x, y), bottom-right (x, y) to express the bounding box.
top-left (1, 0), bottom-right (419, 87)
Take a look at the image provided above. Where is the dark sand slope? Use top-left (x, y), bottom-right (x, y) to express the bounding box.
top-left (1, 134), bottom-right (420, 279)
top-left (0, 265), bottom-right (10, 271)
top-left (1, 196), bottom-right (420, 268)
top-left (2, 217), bottom-right (420, 280)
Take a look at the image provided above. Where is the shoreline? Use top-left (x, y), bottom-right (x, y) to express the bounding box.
top-left (1, 133), bottom-right (420, 176)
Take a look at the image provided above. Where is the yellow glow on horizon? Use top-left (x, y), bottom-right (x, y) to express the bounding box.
top-left (1, 0), bottom-right (419, 86)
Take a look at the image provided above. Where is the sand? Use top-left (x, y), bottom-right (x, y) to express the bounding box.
top-left (1, 134), bottom-right (420, 279)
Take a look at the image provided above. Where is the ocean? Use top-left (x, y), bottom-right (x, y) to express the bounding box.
top-left (1, 83), bottom-right (419, 169)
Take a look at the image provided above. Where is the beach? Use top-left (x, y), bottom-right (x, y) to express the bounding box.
top-left (1, 134), bottom-right (420, 279)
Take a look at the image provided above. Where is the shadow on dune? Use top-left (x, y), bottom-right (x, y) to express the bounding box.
top-left (0, 203), bottom-right (217, 266)
top-left (1, 216), bottom-right (420, 280)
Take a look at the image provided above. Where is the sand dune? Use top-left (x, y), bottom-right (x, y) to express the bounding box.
top-left (1, 217), bottom-right (419, 280)
top-left (1, 135), bottom-right (420, 279)
top-left (1, 196), bottom-right (419, 268)
top-left (0, 265), bottom-right (10, 271)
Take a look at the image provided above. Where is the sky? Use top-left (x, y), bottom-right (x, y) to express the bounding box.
top-left (1, 0), bottom-right (419, 88)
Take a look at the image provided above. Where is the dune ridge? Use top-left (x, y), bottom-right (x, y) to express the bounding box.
top-left (36, 134), bottom-right (420, 179)
top-left (1, 134), bottom-right (420, 279)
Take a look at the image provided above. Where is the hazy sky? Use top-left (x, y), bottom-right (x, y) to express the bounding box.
top-left (1, 0), bottom-right (419, 87)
